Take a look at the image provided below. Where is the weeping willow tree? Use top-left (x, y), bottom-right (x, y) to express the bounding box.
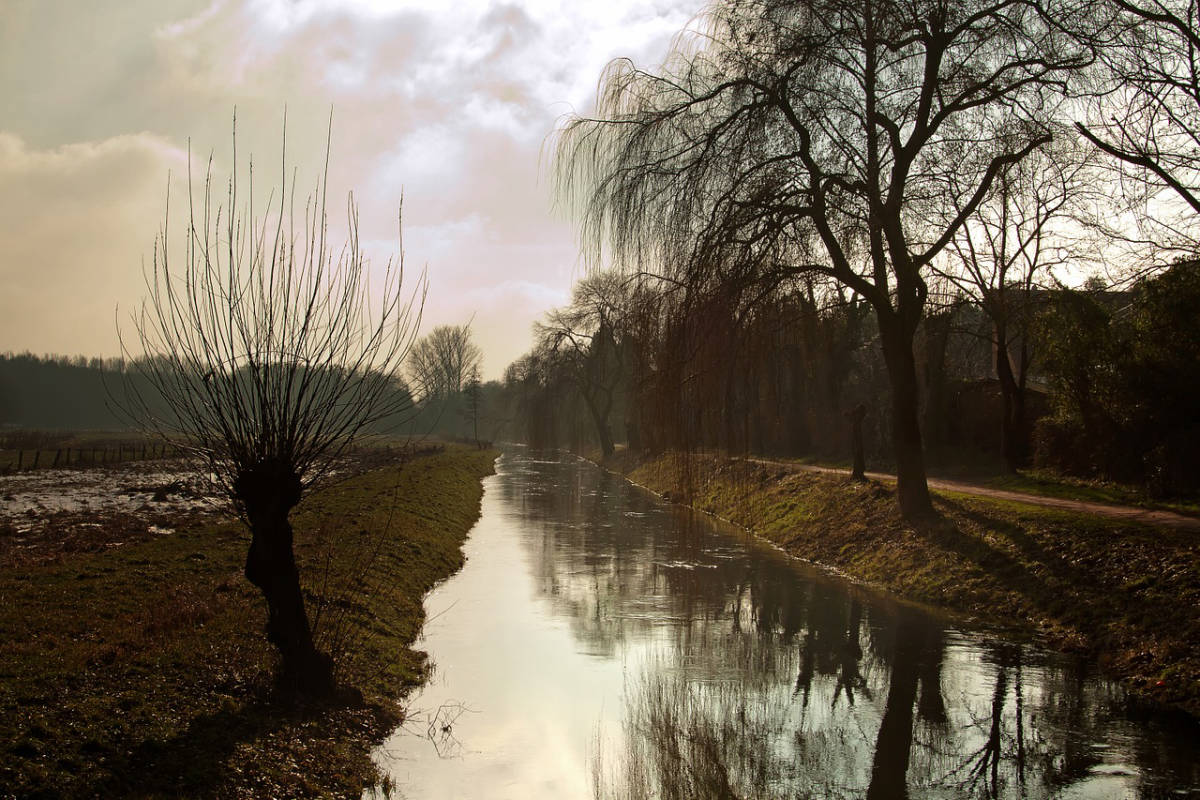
top-left (555, 0), bottom-right (1102, 518)
top-left (120, 120), bottom-right (426, 697)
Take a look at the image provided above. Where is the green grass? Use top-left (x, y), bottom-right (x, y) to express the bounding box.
top-left (981, 469), bottom-right (1200, 516)
top-left (622, 452), bottom-right (1200, 718)
top-left (0, 446), bottom-right (497, 798)
top-left (719, 448), bottom-right (1200, 517)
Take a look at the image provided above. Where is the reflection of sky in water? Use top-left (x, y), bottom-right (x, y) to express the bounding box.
top-left (370, 448), bottom-right (1200, 799)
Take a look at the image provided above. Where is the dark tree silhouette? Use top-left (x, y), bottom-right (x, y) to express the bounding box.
top-left (120, 123), bottom-right (426, 697)
top-left (847, 403), bottom-right (868, 480)
top-left (406, 324), bottom-right (482, 402)
top-left (535, 273), bottom-right (630, 458)
top-left (1077, 1), bottom-right (1200, 226)
top-left (556, 0), bottom-right (1099, 517)
top-left (939, 142), bottom-right (1091, 471)
top-left (1036, 261), bottom-right (1200, 492)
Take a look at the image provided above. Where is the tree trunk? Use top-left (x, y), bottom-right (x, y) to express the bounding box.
top-left (747, 371), bottom-right (764, 455)
top-left (880, 318), bottom-right (935, 518)
top-left (995, 323), bottom-right (1026, 473)
top-left (920, 312), bottom-right (952, 451)
top-left (723, 367), bottom-right (739, 454)
top-left (583, 394), bottom-right (615, 458)
top-left (626, 414), bottom-right (642, 452)
top-left (847, 403), bottom-right (867, 481)
top-left (236, 462), bottom-right (334, 698)
top-left (1011, 388), bottom-right (1027, 466)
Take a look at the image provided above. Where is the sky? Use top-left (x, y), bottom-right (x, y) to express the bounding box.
top-left (0, 0), bottom-right (705, 379)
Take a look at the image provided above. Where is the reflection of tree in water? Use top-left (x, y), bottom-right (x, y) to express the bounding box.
top-left (596, 641), bottom-right (1194, 799)
top-left (592, 665), bottom-right (798, 800)
top-left (498, 452), bottom-right (1199, 798)
top-left (501, 454), bottom-right (750, 657)
top-left (596, 633), bottom-right (1200, 798)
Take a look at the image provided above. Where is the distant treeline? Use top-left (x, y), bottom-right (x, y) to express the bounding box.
top-left (0, 353), bottom-right (461, 442)
top-left (495, 261), bottom-right (1200, 496)
top-left (0, 354), bottom-right (130, 430)
top-left (496, 275), bottom-right (998, 464)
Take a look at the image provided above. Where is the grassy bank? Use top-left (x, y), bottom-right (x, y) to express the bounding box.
top-left (980, 469), bottom-right (1200, 517)
top-left (779, 450), bottom-right (1200, 517)
top-left (612, 451), bottom-right (1200, 717)
top-left (0, 447), bottom-right (497, 798)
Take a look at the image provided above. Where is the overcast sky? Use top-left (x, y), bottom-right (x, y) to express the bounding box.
top-left (0, 0), bottom-right (705, 379)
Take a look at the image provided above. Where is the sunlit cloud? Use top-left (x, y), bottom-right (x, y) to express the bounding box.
top-left (0, 0), bottom-right (706, 377)
top-left (0, 132), bottom-right (187, 356)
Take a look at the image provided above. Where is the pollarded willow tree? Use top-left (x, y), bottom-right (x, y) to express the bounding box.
top-left (120, 124), bottom-right (426, 697)
top-left (556, 0), bottom-right (1102, 517)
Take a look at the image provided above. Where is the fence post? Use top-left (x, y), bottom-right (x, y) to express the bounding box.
top-left (16, 451), bottom-right (22, 470)
top-left (31, 450), bottom-right (40, 470)
top-left (53, 449), bottom-right (61, 467)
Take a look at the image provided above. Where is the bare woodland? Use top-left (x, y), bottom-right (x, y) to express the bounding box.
top-left (491, 0), bottom-right (1200, 515)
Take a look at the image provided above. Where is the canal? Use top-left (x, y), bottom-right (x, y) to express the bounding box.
top-left (372, 447), bottom-right (1200, 799)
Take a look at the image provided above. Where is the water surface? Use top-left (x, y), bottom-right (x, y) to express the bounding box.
top-left (372, 447), bottom-right (1200, 799)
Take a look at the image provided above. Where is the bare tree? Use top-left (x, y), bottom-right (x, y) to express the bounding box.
top-left (556, 0), bottom-right (1099, 517)
top-left (406, 324), bottom-right (482, 402)
top-left (536, 274), bottom-right (629, 458)
top-left (463, 365), bottom-right (483, 446)
top-left (120, 122), bottom-right (426, 697)
top-left (1077, 0), bottom-right (1200, 238)
top-left (939, 141), bottom-right (1093, 471)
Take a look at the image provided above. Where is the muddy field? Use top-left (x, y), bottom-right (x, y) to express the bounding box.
top-left (0, 446), bottom-right (494, 797)
top-left (0, 446), bottom-right (437, 568)
top-left (0, 460), bottom-right (226, 567)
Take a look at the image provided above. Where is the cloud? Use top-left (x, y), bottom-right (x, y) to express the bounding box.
top-left (0, 132), bottom-right (187, 356)
top-left (0, 0), bottom-right (706, 376)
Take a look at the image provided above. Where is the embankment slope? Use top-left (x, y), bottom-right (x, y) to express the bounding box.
top-left (615, 452), bottom-right (1200, 718)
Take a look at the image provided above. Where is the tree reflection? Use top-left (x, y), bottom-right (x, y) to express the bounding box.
top-left (831, 599), bottom-right (868, 708)
top-left (866, 611), bottom-right (927, 799)
top-left (497, 450), bottom-right (1199, 799)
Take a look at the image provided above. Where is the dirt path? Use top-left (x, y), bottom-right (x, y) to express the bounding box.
top-left (746, 458), bottom-right (1200, 532)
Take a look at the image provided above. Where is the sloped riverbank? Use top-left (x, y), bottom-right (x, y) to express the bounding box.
top-left (610, 451), bottom-right (1200, 718)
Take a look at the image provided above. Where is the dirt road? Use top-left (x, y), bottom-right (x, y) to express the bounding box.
top-left (747, 459), bottom-right (1200, 532)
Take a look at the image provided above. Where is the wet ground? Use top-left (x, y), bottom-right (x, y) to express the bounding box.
top-left (0, 459), bottom-right (225, 566)
top-left (0, 448), bottom-right (416, 566)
